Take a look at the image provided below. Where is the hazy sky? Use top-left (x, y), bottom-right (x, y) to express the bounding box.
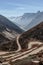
top-left (0, 0), bottom-right (43, 17)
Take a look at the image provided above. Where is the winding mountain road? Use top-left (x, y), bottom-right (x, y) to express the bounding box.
top-left (16, 35), bottom-right (21, 52)
top-left (0, 44), bottom-right (43, 65)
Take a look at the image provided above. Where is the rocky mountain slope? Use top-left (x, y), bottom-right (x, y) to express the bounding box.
top-left (0, 15), bottom-right (24, 33)
top-left (0, 15), bottom-right (24, 51)
top-left (19, 22), bottom-right (43, 50)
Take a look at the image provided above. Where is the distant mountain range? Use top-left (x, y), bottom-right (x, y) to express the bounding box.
top-left (9, 11), bottom-right (43, 30)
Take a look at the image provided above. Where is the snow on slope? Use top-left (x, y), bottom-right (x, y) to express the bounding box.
top-left (9, 11), bottom-right (43, 30)
top-left (25, 12), bottom-right (43, 30)
top-left (9, 13), bottom-right (36, 30)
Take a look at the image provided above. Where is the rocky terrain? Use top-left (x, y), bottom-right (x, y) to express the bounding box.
top-left (0, 21), bottom-right (43, 65)
top-left (0, 15), bottom-right (24, 51)
top-left (19, 22), bottom-right (43, 50)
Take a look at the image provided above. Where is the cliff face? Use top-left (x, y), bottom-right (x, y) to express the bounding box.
top-left (19, 22), bottom-right (43, 49)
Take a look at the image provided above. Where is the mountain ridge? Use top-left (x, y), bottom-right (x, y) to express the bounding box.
top-left (9, 11), bottom-right (43, 31)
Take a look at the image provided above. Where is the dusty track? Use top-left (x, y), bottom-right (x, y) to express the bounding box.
top-left (0, 44), bottom-right (43, 65)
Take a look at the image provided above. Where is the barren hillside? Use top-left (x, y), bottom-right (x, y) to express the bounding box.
top-left (19, 22), bottom-right (43, 50)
